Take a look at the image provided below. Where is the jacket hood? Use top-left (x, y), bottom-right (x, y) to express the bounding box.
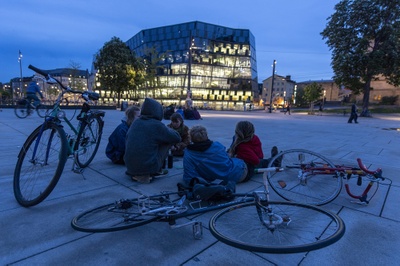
top-left (140, 98), bottom-right (163, 121)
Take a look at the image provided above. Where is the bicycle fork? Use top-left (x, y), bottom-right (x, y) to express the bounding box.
top-left (256, 171), bottom-right (292, 231)
top-left (29, 122), bottom-right (54, 166)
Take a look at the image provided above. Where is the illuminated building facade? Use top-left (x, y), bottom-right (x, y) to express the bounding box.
top-left (125, 21), bottom-right (258, 110)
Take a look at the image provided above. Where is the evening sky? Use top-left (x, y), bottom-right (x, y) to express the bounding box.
top-left (0, 0), bottom-right (338, 83)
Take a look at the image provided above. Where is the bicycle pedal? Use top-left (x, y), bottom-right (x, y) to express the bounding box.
top-left (193, 222), bottom-right (203, 240)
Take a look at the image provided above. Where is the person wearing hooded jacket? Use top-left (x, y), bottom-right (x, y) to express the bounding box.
top-left (183, 125), bottom-right (247, 185)
top-left (124, 98), bottom-right (181, 183)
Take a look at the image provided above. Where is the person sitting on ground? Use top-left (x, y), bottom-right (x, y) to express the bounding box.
top-left (184, 107), bottom-right (196, 120)
top-left (105, 106), bottom-right (140, 165)
top-left (176, 106), bottom-right (184, 118)
top-left (228, 121), bottom-right (279, 182)
top-left (167, 113), bottom-right (190, 156)
top-left (183, 125), bottom-right (248, 185)
top-left (193, 107), bottom-right (202, 120)
top-left (163, 104), bottom-right (175, 120)
top-left (124, 98), bottom-right (181, 184)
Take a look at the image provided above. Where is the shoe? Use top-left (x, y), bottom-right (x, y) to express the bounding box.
top-left (131, 175), bottom-right (152, 184)
top-left (355, 122), bottom-right (359, 124)
top-left (348, 122), bottom-right (352, 123)
top-left (152, 169), bottom-right (168, 178)
top-left (271, 146), bottom-right (278, 158)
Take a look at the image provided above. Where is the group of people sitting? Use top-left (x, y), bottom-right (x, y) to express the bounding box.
top-left (106, 98), bottom-right (278, 187)
top-left (164, 104), bottom-right (202, 120)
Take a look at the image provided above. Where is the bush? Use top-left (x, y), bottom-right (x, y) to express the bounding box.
top-left (380, 96), bottom-right (398, 105)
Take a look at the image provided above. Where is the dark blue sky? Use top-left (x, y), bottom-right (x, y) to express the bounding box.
top-left (1, 0), bottom-right (338, 83)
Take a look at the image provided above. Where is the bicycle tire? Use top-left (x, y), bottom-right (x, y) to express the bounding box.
top-left (13, 123), bottom-right (69, 207)
top-left (36, 104), bottom-right (48, 118)
top-left (71, 194), bottom-right (181, 233)
top-left (14, 102), bottom-right (29, 118)
top-left (267, 149), bottom-right (342, 205)
top-left (75, 115), bottom-right (103, 168)
top-left (209, 201), bottom-right (345, 254)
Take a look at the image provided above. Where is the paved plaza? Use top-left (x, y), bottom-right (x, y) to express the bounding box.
top-left (1, 107), bottom-right (399, 265)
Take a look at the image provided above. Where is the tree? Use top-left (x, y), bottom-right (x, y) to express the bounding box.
top-left (68, 60), bottom-right (86, 91)
top-left (321, 0), bottom-right (400, 116)
top-left (303, 82), bottom-right (323, 114)
top-left (94, 37), bottom-right (139, 106)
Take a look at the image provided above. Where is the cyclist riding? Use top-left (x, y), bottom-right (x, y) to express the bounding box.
top-left (26, 80), bottom-right (45, 108)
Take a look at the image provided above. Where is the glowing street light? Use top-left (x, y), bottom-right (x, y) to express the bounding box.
top-left (17, 50), bottom-right (23, 100)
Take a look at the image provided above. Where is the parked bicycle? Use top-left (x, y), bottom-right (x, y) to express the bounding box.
top-left (71, 167), bottom-right (345, 254)
top-left (13, 65), bottom-right (105, 207)
top-left (267, 149), bottom-right (387, 206)
top-left (14, 98), bottom-right (48, 118)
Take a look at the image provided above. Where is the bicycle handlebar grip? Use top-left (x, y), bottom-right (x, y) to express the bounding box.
top-left (28, 65), bottom-right (48, 77)
top-left (356, 158), bottom-right (378, 175)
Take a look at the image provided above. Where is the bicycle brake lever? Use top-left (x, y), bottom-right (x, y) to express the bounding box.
top-left (46, 77), bottom-right (58, 84)
top-left (177, 195), bottom-right (186, 206)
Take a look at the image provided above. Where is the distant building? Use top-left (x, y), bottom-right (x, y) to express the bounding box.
top-left (296, 80), bottom-right (341, 103)
top-left (10, 68), bottom-right (89, 103)
top-left (261, 75), bottom-right (296, 108)
top-left (123, 21), bottom-right (258, 110)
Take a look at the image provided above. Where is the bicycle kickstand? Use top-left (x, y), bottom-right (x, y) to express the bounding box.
top-left (72, 153), bottom-right (85, 175)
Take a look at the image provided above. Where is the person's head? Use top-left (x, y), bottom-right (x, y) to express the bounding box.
top-left (229, 121), bottom-right (255, 157)
top-left (189, 125), bottom-right (208, 143)
top-left (235, 121), bottom-right (255, 142)
top-left (170, 112), bottom-right (183, 129)
top-left (125, 106), bottom-right (141, 126)
top-left (140, 98), bottom-right (163, 121)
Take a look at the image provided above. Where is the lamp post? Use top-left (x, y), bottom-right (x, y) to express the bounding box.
top-left (18, 50), bottom-right (23, 101)
top-left (268, 59), bottom-right (276, 113)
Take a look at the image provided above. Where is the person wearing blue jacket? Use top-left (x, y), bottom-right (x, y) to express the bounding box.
top-left (106, 106), bottom-right (140, 164)
top-left (183, 125), bottom-right (248, 184)
top-left (26, 81), bottom-right (45, 107)
top-left (124, 98), bottom-right (181, 183)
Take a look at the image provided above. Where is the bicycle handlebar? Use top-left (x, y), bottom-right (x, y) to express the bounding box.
top-left (356, 158), bottom-right (382, 176)
top-left (28, 65), bottom-right (99, 100)
top-left (254, 167), bottom-right (283, 174)
top-left (28, 64), bottom-right (48, 77)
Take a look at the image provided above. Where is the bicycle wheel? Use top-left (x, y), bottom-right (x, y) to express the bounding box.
top-left (36, 104), bottom-right (48, 118)
top-left (13, 123), bottom-right (69, 207)
top-left (75, 115), bottom-right (103, 168)
top-left (14, 101), bottom-right (29, 118)
top-left (71, 194), bottom-right (181, 233)
top-left (268, 149), bottom-right (342, 205)
top-left (210, 201), bottom-right (345, 254)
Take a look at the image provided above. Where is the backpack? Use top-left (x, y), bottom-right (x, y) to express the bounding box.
top-left (177, 177), bottom-right (236, 201)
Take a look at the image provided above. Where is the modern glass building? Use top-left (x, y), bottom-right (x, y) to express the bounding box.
top-left (125, 21), bottom-right (258, 110)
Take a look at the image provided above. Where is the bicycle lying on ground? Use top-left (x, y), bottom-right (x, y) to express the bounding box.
top-left (13, 65), bottom-right (105, 207)
top-left (71, 167), bottom-right (345, 254)
top-left (267, 149), bottom-right (387, 206)
top-left (14, 98), bottom-right (48, 118)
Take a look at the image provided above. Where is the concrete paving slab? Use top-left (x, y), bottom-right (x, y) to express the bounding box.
top-left (304, 207), bottom-right (400, 265)
top-left (1, 108), bottom-right (399, 265)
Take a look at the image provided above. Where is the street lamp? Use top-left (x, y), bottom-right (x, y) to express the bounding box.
top-left (268, 59), bottom-right (276, 113)
top-left (18, 50), bottom-right (23, 100)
